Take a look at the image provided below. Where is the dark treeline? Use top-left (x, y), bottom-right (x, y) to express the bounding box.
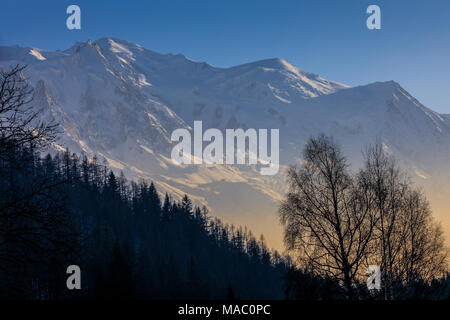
top-left (1, 145), bottom-right (292, 299)
top-left (0, 143), bottom-right (355, 300)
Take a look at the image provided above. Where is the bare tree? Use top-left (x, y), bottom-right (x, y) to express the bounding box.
top-left (0, 64), bottom-right (61, 217)
top-left (279, 135), bottom-right (376, 299)
top-left (358, 143), bottom-right (447, 298)
top-left (0, 65), bottom-right (77, 297)
top-left (0, 64), bottom-right (57, 170)
top-left (360, 143), bottom-right (408, 299)
top-left (280, 136), bottom-right (448, 299)
top-left (396, 189), bottom-right (447, 285)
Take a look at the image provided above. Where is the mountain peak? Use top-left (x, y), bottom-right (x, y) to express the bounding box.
top-left (231, 58), bottom-right (304, 74)
top-left (371, 80), bottom-right (401, 88)
top-left (349, 80), bottom-right (403, 97)
top-left (96, 37), bottom-right (134, 48)
top-left (249, 58), bottom-right (292, 68)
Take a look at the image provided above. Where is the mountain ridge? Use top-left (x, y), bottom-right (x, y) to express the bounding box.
top-left (1, 38), bottom-right (449, 250)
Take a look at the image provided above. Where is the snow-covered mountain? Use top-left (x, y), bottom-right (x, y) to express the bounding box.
top-left (1, 38), bottom-right (449, 250)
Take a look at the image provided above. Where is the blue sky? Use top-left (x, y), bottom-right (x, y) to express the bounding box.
top-left (1, 0), bottom-right (450, 113)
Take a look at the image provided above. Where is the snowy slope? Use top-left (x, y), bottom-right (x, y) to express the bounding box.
top-left (1, 38), bottom-right (449, 250)
top-left (442, 114), bottom-right (450, 127)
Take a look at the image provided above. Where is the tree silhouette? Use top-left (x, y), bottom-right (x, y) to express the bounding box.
top-left (280, 134), bottom-right (448, 300)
